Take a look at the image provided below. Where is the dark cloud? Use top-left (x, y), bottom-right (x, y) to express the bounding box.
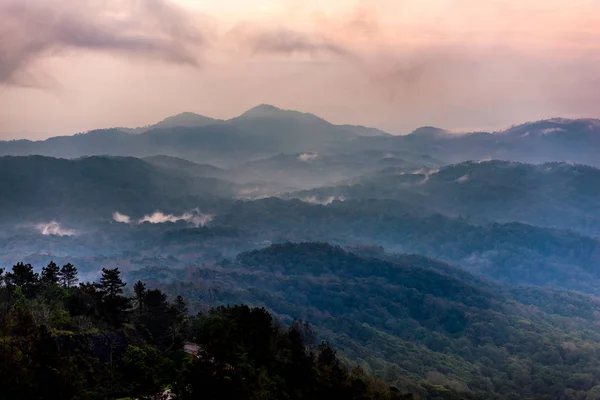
top-left (0, 0), bottom-right (207, 86)
top-left (229, 24), bottom-right (357, 59)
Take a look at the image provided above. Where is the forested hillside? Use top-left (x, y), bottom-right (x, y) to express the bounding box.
top-left (129, 243), bottom-right (600, 399)
top-left (0, 260), bottom-right (483, 400)
top-left (289, 161), bottom-right (600, 235)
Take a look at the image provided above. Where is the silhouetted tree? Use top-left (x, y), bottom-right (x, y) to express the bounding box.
top-left (173, 295), bottom-right (188, 318)
top-left (133, 280), bottom-right (147, 311)
top-left (58, 263), bottom-right (78, 288)
top-left (41, 261), bottom-right (60, 286)
top-left (99, 268), bottom-right (126, 297)
top-left (5, 263), bottom-right (39, 298)
top-left (99, 268), bottom-right (131, 326)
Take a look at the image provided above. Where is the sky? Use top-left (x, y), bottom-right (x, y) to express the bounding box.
top-left (1, 0), bottom-right (600, 139)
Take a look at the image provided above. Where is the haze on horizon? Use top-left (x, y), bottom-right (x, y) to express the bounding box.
top-left (1, 0), bottom-right (600, 139)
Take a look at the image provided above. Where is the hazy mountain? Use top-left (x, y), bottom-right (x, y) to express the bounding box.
top-left (120, 112), bottom-right (223, 133)
top-left (142, 155), bottom-right (228, 179)
top-left (289, 160), bottom-right (600, 235)
top-left (0, 105), bottom-right (367, 166)
top-left (212, 197), bottom-right (600, 294)
top-left (228, 150), bottom-right (441, 192)
top-left (337, 118), bottom-right (600, 167)
top-left (146, 112), bottom-right (222, 131)
top-left (408, 126), bottom-right (450, 138)
top-left (0, 155), bottom-right (236, 223)
top-left (2, 110), bottom-right (600, 167)
top-left (336, 124), bottom-right (392, 136)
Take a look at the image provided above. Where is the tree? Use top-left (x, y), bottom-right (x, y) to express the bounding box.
top-left (99, 268), bottom-right (126, 298)
top-left (5, 263), bottom-right (39, 298)
top-left (139, 289), bottom-right (174, 348)
top-left (58, 263), bottom-right (78, 288)
top-left (133, 280), bottom-right (147, 311)
top-left (98, 268), bottom-right (131, 326)
top-left (41, 261), bottom-right (60, 286)
top-left (173, 295), bottom-right (188, 318)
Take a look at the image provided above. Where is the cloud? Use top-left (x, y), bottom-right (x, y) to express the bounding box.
top-left (301, 196), bottom-right (345, 205)
top-left (455, 174), bottom-right (470, 183)
top-left (297, 153), bottom-right (318, 162)
top-left (232, 25), bottom-right (355, 59)
top-left (35, 221), bottom-right (75, 236)
top-left (113, 211), bottom-right (131, 224)
top-left (0, 0), bottom-right (208, 86)
top-left (138, 209), bottom-right (213, 227)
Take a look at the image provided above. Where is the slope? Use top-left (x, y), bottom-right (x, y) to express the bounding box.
top-left (129, 242), bottom-right (600, 399)
top-left (0, 155), bottom-right (236, 223)
top-left (289, 161), bottom-right (600, 235)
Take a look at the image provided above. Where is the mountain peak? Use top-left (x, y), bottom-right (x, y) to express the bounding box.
top-left (409, 126), bottom-right (449, 138)
top-left (238, 104), bottom-right (327, 124)
top-left (152, 112), bottom-right (219, 130)
top-left (241, 104), bottom-right (283, 116)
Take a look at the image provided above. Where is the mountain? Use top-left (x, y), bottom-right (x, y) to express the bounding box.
top-left (0, 105), bottom-right (370, 167)
top-left (146, 112), bottom-right (221, 131)
top-left (212, 197), bottom-right (600, 294)
top-left (120, 112), bottom-right (222, 133)
top-left (288, 160), bottom-right (600, 235)
top-left (228, 150), bottom-right (441, 193)
top-left (224, 104), bottom-right (359, 154)
top-left (408, 126), bottom-right (450, 138)
top-left (0, 155), bottom-right (236, 223)
top-left (3, 111), bottom-right (600, 167)
top-left (337, 118), bottom-right (600, 167)
top-left (336, 124), bottom-right (392, 136)
top-left (142, 155), bottom-right (228, 179)
top-left (130, 242), bottom-right (600, 399)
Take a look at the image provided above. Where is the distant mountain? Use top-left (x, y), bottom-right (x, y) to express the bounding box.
top-left (142, 155), bottom-right (228, 179)
top-left (228, 150), bottom-right (441, 193)
top-left (213, 197), bottom-right (600, 293)
top-left (3, 112), bottom-right (600, 171)
top-left (288, 160), bottom-right (600, 235)
top-left (148, 112), bottom-right (222, 130)
top-left (408, 126), bottom-right (450, 138)
top-left (338, 118), bottom-right (600, 167)
top-left (0, 155), bottom-right (236, 223)
top-left (336, 124), bottom-right (391, 136)
top-left (0, 105), bottom-right (373, 167)
top-left (234, 104), bottom-right (327, 123)
top-left (119, 112), bottom-right (222, 134)
top-left (224, 104), bottom-right (359, 154)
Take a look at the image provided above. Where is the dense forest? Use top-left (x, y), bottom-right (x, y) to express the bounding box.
top-left (0, 260), bottom-right (486, 400)
top-left (129, 243), bottom-right (600, 400)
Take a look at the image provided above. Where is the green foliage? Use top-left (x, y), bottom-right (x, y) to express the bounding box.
top-left (41, 261), bottom-right (60, 285)
top-left (5, 262), bottom-right (39, 298)
top-left (129, 243), bottom-right (600, 399)
top-left (0, 261), bottom-right (436, 400)
top-left (59, 263), bottom-right (78, 288)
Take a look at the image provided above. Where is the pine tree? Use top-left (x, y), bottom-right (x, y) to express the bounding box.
top-left (99, 268), bottom-right (131, 326)
top-left (99, 268), bottom-right (126, 297)
top-left (41, 261), bottom-right (60, 285)
top-left (133, 280), bottom-right (147, 311)
top-left (5, 262), bottom-right (39, 297)
top-left (58, 263), bottom-right (78, 288)
top-left (174, 295), bottom-right (188, 317)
